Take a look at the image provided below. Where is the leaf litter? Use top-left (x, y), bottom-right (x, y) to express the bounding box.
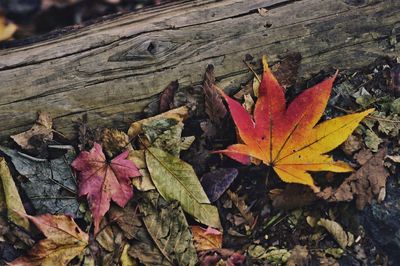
top-left (1, 55), bottom-right (399, 265)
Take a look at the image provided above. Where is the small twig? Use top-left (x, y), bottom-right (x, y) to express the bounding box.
top-left (47, 144), bottom-right (74, 150)
top-left (243, 60), bottom-right (261, 82)
top-left (17, 152), bottom-right (47, 162)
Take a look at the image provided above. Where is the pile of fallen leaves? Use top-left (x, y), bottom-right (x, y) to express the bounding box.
top-left (0, 54), bottom-right (399, 265)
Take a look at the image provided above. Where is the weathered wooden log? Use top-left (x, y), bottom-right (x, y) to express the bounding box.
top-left (0, 0), bottom-right (399, 139)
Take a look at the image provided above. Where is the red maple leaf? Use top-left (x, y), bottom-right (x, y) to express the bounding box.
top-left (71, 143), bottom-right (140, 234)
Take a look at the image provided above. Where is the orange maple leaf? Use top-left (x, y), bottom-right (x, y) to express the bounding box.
top-left (216, 56), bottom-right (373, 192)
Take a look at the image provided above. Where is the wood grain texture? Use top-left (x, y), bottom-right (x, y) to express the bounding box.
top-left (0, 0), bottom-right (399, 139)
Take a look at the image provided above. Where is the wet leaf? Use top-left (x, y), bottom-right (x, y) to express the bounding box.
top-left (71, 143), bottom-right (141, 234)
top-left (318, 148), bottom-right (389, 209)
top-left (317, 218), bottom-right (354, 249)
top-left (9, 214), bottom-right (88, 266)
top-left (200, 168), bottom-right (238, 202)
top-left (0, 146), bottom-right (81, 217)
top-left (0, 158), bottom-right (29, 229)
top-left (159, 80), bottom-right (179, 113)
top-left (216, 55), bottom-right (372, 191)
top-left (191, 226), bottom-right (222, 251)
top-left (139, 191), bottom-right (198, 266)
top-left (145, 147), bottom-right (221, 229)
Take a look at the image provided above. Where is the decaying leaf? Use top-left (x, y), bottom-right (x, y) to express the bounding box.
top-left (191, 226), bottom-right (222, 251)
top-left (271, 52), bottom-right (302, 89)
top-left (269, 184), bottom-right (317, 210)
top-left (216, 55), bottom-right (372, 191)
top-left (145, 147), bottom-right (221, 229)
top-left (11, 111), bottom-right (53, 157)
top-left (128, 106), bottom-right (189, 138)
top-left (226, 190), bottom-right (254, 226)
top-left (128, 150), bottom-right (155, 191)
top-left (318, 148), bottom-right (389, 209)
top-left (203, 65), bottom-right (227, 124)
top-left (248, 245), bottom-right (290, 264)
top-left (0, 158), bottom-right (29, 229)
top-left (286, 245), bottom-right (310, 266)
top-left (197, 249), bottom-right (245, 266)
top-left (71, 143), bottom-right (141, 234)
top-left (101, 128), bottom-right (131, 158)
top-left (200, 168), bottom-right (238, 202)
top-left (139, 191), bottom-right (198, 266)
top-left (317, 218), bottom-right (354, 249)
top-left (120, 244), bottom-right (136, 266)
top-left (0, 146), bottom-right (81, 217)
top-left (341, 134), bottom-right (363, 156)
top-left (364, 129), bottom-right (382, 152)
top-left (159, 80), bottom-right (179, 113)
top-left (9, 214), bottom-right (88, 266)
top-left (0, 15), bottom-right (17, 42)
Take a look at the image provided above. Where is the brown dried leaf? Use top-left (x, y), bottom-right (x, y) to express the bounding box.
top-left (11, 111), bottom-right (53, 156)
top-left (353, 148), bottom-right (373, 165)
top-left (269, 184), bottom-right (317, 210)
top-left (271, 52), bottom-right (302, 89)
top-left (318, 148), bottom-right (389, 209)
top-left (286, 245), bottom-right (310, 266)
top-left (191, 226), bottom-right (222, 251)
top-left (101, 128), bottom-right (132, 158)
top-left (341, 134), bottom-right (363, 156)
top-left (317, 218), bottom-right (354, 249)
top-left (203, 65), bottom-right (227, 124)
top-left (127, 106), bottom-right (189, 138)
top-left (226, 190), bottom-right (254, 226)
top-left (159, 80), bottom-right (179, 113)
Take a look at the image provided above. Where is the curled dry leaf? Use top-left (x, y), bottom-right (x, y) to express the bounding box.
top-left (191, 226), bottom-right (222, 251)
top-left (101, 128), bottom-right (132, 158)
top-left (216, 55), bottom-right (372, 191)
top-left (0, 158), bottom-right (29, 229)
top-left (159, 80), bottom-right (179, 113)
top-left (145, 147), bottom-right (221, 229)
top-left (128, 106), bottom-right (189, 138)
top-left (11, 111), bottom-right (53, 157)
top-left (128, 150), bottom-right (155, 191)
top-left (226, 190), bottom-right (254, 226)
top-left (197, 249), bottom-right (245, 266)
top-left (318, 148), bottom-right (389, 210)
top-left (317, 218), bottom-right (354, 249)
top-left (71, 143), bottom-right (141, 234)
top-left (286, 245), bottom-right (310, 266)
top-left (203, 65), bottom-right (227, 124)
top-left (9, 214), bottom-right (88, 266)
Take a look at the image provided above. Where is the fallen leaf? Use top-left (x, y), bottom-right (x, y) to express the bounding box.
top-left (215, 55), bottom-right (373, 191)
top-left (257, 8), bottom-right (269, 17)
top-left (191, 226), bottom-right (222, 251)
top-left (128, 106), bottom-right (188, 138)
top-left (139, 191), bottom-right (198, 266)
top-left (173, 85), bottom-right (205, 117)
top-left (197, 249), bottom-right (245, 266)
top-left (269, 184), bottom-right (317, 210)
top-left (365, 129), bottom-right (382, 152)
top-left (248, 245), bottom-right (290, 264)
top-left (0, 158), bottom-right (29, 229)
top-left (9, 214), bottom-right (88, 266)
top-left (317, 218), bottom-right (354, 249)
top-left (120, 244), bottom-right (136, 266)
top-left (0, 146), bottom-right (81, 217)
top-left (226, 190), bottom-right (254, 226)
top-left (386, 154), bottom-right (400, 163)
top-left (11, 111), bottom-right (53, 157)
top-left (318, 148), bottom-right (389, 209)
top-left (71, 143), bottom-right (141, 234)
top-left (353, 148), bottom-right (373, 165)
top-left (0, 15), bottom-right (17, 42)
top-left (203, 65), bottom-right (227, 124)
top-left (128, 150), bottom-right (155, 191)
top-left (325, 247), bottom-right (344, 259)
top-left (286, 245), bottom-right (309, 266)
top-left (145, 147), bottom-right (221, 229)
top-left (341, 134), bottom-right (363, 156)
top-left (101, 128), bottom-right (132, 158)
top-left (200, 168), bottom-right (238, 202)
top-left (159, 80), bottom-right (179, 113)
top-left (242, 94), bottom-right (255, 113)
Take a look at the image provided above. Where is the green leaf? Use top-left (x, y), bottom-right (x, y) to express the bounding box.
top-left (145, 147), bottom-right (221, 229)
top-left (0, 158), bottom-right (29, 229)
top-left (139, 191), bottom-right (198, 266)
